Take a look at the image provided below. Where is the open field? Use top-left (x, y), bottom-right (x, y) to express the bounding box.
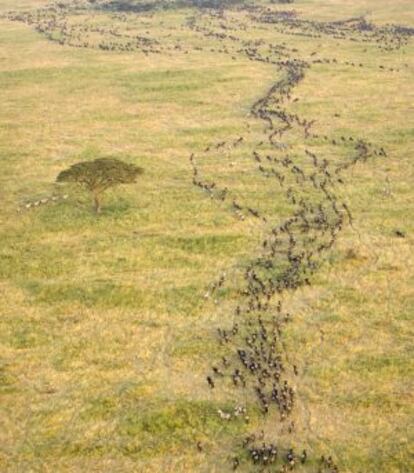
top-left (0, 1), bottom-right (413, 472)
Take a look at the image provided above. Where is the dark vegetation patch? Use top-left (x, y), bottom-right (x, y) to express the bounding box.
top-left (118, 399), bottom-right (244, 455)
top-left (22, 280), bottom-right (203, 314)
top-left (97, 0), bottom-right (250, 14)
top-left (159, 234), bottom-right (245, 254)
top-left (0, 365), bottom-right (18, 394)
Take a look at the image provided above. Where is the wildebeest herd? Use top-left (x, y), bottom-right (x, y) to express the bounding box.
top-left (3, 0), bottom-right (412, 62)
top-left (3, 0), bottom-right (412, 471)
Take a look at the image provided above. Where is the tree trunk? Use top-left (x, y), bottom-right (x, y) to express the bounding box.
top-left (93, 192), bottom-right (102, 214)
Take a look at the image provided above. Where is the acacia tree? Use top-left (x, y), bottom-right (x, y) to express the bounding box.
top-left (56, 158), bottom-right (144, 213)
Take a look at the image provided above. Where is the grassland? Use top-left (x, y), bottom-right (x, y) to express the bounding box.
top-left (0, 1), bottom-right (413, 472)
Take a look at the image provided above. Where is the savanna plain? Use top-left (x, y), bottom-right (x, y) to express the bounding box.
top-left (0, 1), bottom-right (413, 472)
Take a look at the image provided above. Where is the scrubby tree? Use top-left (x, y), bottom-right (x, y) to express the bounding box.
top-left (56, 158), bottom-right (144, 213)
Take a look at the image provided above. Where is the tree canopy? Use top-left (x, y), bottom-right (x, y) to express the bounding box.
top-left (56, 158), bottom-right (144, 213)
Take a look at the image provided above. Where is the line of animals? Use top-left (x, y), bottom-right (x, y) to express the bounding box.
top-left (18, 193), bottom-right (69, 211)
top-left (3, 3), bottom-right (165, 54)
top-left (238, 437), bottom-right (339, 472)
top-left (3, 1), bottom-right (410, 471)
top-left (186, 9), bottom-right (408, 72)
top-left (251, 9), bottom-right (413, 51)
top-left (186, 5), bottom-right (405, 472)
top-left (3, 0), bottom-right (412, 68)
